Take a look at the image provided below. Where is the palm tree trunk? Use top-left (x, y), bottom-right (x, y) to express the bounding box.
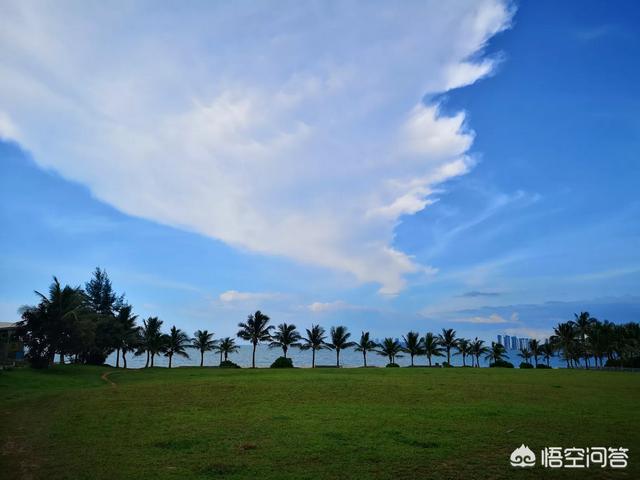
top-left (145, 351), bottom-right (149, 368)
top-left (462, 354), bottom-right (466, 367)
top-left (312, 349), bottom-right (316, 368)
top-left (447, 348), bottom-right (451, 365)
top-left (151, 353), bottom-right (155, 367)
top-left (115, 348), bottom-right (120, 368)
top-left (59, 352), bottom-right (65, 365)
top-left (200, 351), bottom-right (204, 367)
top-left (410, 354), bottom-right (414, 366)
top-left (336, 349), bottom-right (340, 367)
top-left (252, 342), bottom-right (257, 368)
top-left (224, 351), bottom-right (228, 361)
top-left (220, 350), bottom-right (223, 363)
top-left (169, 353), bottom-right (172, 368)
top-left (363, 351), bottom-right (367, 367)
top-left (123, 351), bottom-right (127, 369)
top-left (283, 346), bottom-right (287, 358)
top-left (428, 354), bottom-right (432, 366)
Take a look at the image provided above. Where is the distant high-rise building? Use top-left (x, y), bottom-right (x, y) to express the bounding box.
top-left (511, 337), bottom-right (518, 350)
top-left (497, 334), bottom-right (503, 346)
top-left (504, 335), bottom-right (511, 349)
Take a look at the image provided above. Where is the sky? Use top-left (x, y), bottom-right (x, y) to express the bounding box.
top-left (1, 0), bottom-right (639, 342)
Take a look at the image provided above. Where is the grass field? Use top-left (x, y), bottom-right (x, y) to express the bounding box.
top-left (1, 366), bottom-right (638, 479)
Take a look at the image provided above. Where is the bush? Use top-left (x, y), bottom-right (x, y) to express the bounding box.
top-left (385, 363), bottom-right (400, 368)
top-left (605, 357), bottom-right (640, 368)
top-left (489, 360), bottom-right (514, 368)
top-left (270, 356), bottom-right (294, 368)
top-left (219, 360), bottom-right (241, 368)
top-left (519, 362), bottom-right (534, 369)
top-left (442, 362), bottom-right (453, 368)
top-left (536, 363), bottom-right (552, 369)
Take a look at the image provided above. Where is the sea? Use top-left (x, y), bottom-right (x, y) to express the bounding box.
top-left (105, 344), bottom-right (566, 369)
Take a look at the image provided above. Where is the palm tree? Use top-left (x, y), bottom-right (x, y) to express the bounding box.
top-left (528, 339), bottom-right (542, 367)
top-left (455, 338), bottom-right (473, 367)
top-left (471, 337), bottom-right (489, 367)
top-left (192, 330), bottom-right (216, 367)
top-left (237, 310), bottom-right (273, 368)
top-left (354, 331), bottom-right (378, 367)
top-left (551, 322), bottom-right (577, 368)
top-left (138, 317), bottom-right (164, 367)
top-left (299, 324), bottom-right (327, 368)
top-left (423, 332), bottom-right (444, 366)
top-left (114, 305), bottom-right (138, 368)
top-left (438, 328), bottom-right (457, 365)
top-left (269, 323), bottom-right (301, 358)
top-left (326, 326), bottom-right (355, 367)
top-left (32, 277), bottom-right (86, 366)
top-left (402, 331), bottom-right (424, 366)
top-left (485, 341), bottom-right (507, 364)
top-left (377, 337), bottom-right (403, 364)
top-left (540, 340), bottom-right (555, 367)
top-left (165, 326), bottom-right (190, 368)
top-left (216, 337), bottom-right (239, 363)
top-left (574, 312), bottom-right (594, 368)
top-left (517, 347), bottom-right (532, 365)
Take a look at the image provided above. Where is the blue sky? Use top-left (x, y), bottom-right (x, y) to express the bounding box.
top-left (1, 0), bottom-right (639, 341)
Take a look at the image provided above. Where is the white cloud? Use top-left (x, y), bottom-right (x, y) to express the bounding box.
top-left (0, 1), bottom-right (513, 294)
top-left (308, 301), bottom-right (352, 313)
top-left (454, 312), bottom-right (519, 324)
top-left (219, 290), bottom-right (279, 303)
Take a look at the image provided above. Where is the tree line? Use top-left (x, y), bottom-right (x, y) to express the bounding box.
top-left (16, 270), bottom-right (639, 369)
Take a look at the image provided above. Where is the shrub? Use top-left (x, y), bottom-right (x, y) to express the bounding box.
top-left (270, 356), bottom-right (294, 368)
top-left (536, 364), bottom-right (552, 369)
top-left (489, 360), bottom-right (514, 368)
top-left (442, 362), bottom-right (453, 368)
top-left (605, 357), bottom-right (640, 368)
top-left (519, 362), bottom-right (534, 369)
top-left (385, 363), bottom-right (400, 368)
top-left (219, 360), bottom-right (240, 368)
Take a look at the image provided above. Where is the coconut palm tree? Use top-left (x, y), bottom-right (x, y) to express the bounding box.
top-left (299, 324), bottom-right (327, 368)
top-left (237, 310), bottom-right (273, 368)
top-left (402, 331), bottom-right (424, 366)
top-left (216, 337), bottom-right (239, 363)
top-left (269, 323), bottom-right (301, 358)
top-left (423, 332), bottom-right (444, 366)
top-left (377, 337), bottom-right (403, 364)
top-left (517, 347), bottom-right (532, 365)
top-left (528, 339), bottom-right (542, 367)
top-left (540, 340), bottom-right (555, 367)
top-left (354, 331), bottom-right (378, 367)
top-left (326, 326), bottom-right (355, 367)
top-left (551, 322), bottom-right (577, 368)
top-left (114, 305), bottom-right (138, 368)
top-left (574, 312), bottom-right (594, 368)
top-left (165, 326), bottom-right (190, 368)
top-left (438, 328), bottom-right (457, 365)
top-left (470, 337), bottom-right (489, 367)
top-left (120, 322), bottom-right (140, 369)
top-left (192, 330), bottom-right (216, 367)
top-left (138, 317), bottom-right (165, 367)
top-left (485, 341), bottom-right (507, 364)
top-left (455, 338), bottom-right (473, 367)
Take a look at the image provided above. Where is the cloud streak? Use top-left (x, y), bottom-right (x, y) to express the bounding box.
top-left (0, 1), bottom-right (513, 294)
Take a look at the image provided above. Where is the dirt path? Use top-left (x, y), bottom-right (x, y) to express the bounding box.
top-left (100, 371), bottom-right (117, 387)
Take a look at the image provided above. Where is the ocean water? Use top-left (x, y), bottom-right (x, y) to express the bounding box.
top-left (105, 344), bottom-right (566, 369)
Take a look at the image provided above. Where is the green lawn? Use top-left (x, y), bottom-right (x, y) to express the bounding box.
top-left (1, 366), bottom-right (638, 479)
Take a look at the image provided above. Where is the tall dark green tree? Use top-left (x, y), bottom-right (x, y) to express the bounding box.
top-left (485, 341), bottom-right (508, 364)
top-left (402, 331), bottom-right (424, 366)
top-left (423, 332), bottom-right (444, 366)
top-left (327, 326), bottom-right (355, 367)
top-left (354, 331), bottom-right (378, 367)
top-left (114, 305), bottom-right (138, 368)
top-left (377, 338), bottom-right (402, 364)
top-left (137, 317), bottom-right (164, 367)
top-left (299, 324), bottom-right (327, 368)
top-left (216, 337), bottom-right (239, 363)
top-left (470, 337), bottom-right (489, 367)
top-left (269, 323), bottom-right (301, 358)
top-left (438, 328), bottom-right (457, 365)
top-left (165, 326), bottom-right (190, 368)
top-left (237, 310), bottom-right (273, 368)
top-left (455, 338), bottom-right (472, 367)
top-left (192, 330), bottom-right (216, 367)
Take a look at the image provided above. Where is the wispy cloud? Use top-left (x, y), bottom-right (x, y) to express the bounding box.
top-left (459, 290), bottom-right (501, 298)
top-left (454, 312), bottom-right (519, 324)
top-left (0, 1), bottom-right (514, 294)
top-left (219, 290), bottom-right (280, 303)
